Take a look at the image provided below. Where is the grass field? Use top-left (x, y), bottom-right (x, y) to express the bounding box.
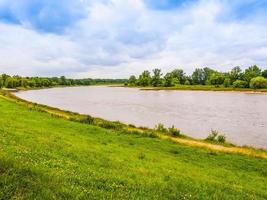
top-left (0, 94), bottom-right (267, 199)
top-left (126, 84), bottom-right (267, 92)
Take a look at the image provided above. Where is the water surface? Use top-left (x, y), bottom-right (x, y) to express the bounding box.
top-left (16, 86), bottom-right (267, 148)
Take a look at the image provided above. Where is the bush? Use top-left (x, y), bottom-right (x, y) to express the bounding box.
top-left (233, 80), bottom-right (248, 88)
top-left (143, 131), bottom-right (159, 138)
top-left (128, 124), bottom-right (136, 128)
top-left (155, 123), bottom-right (168, 133)
top-left (99, 121), bottom-right (123, 130)
top-left (249, 76), bottom-right (267, 89)
top-left (223, 78), bottom-right (231, 87)
top-left (206, 130), bottom-right (218, 141)
top-left (168, 125), bottom-right (181, 137)
top-left (80, 116), bottom-right (94, 124)
top-left (217, 135), bottom-right (226, 143)
top-left (206, 130), bottom-right (226, 144)
top-left (184, 80), bottom-right (191, 85)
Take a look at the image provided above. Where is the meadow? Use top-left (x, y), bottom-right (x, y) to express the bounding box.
top-left (0, 92), bottom-right (267, 199)
top-left (129, 84), bottom-right (267, 92)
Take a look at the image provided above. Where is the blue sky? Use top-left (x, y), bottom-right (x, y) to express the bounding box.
top-left (0, 0), bottom-right (266, 78)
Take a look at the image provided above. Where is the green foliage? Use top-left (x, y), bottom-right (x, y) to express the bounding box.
top-left (128, 75), bottom-right (137, 86)
top-left (80, 115), bottom-right (95, 124)
top-left (151, 68), bottom-right (162, 87)
top-left (192, 68), bottom-right (206, 85)
top-left (244, 65), bottom-right (262, 83)
top-left (155, 123), bottom-right (168, 133)
top-left (155, 124), bottom-right (181, 137)
top-left (99, 121), bottom-right (123, 130)
top-left (171, 69), bottom-right (186, 84)
top-left (206, 130), bottom-right (219, 141)
top-left (233, 80), bottom-right (248, 88)
top-left (0, 74), bottom-right (126, 89)
top-left (127, 66), bottom-right (266, 90)
top-left (137, 70), bottom-right (151, 86)
top-left (0, 96), bottom-right (267, 199)
top-left (217, 135), bottom-right (226, 143)
top-left (229, 66), bottom-right (242, 84)
top-left (163, 73), bottom-right (175, 87)
top-left (168, 125), bottom-right (181, 137)
top-left (206, 130), bottom-right (226, 144)
top-left (209, 72), bottom-right (225, 86)
top-left (249, 76), bottom-right (267, 89)
top-left (184, 80), bottom-right (191, 85)
top-left (223, 78), bottom-right (231, 87)
top-left (0, 78), bottom-right (3, 88)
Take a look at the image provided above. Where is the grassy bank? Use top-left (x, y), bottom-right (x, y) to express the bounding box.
top-left (0, 91), bottom-right (267, 199)
top-left (126, 84), bottom-right (267, 92)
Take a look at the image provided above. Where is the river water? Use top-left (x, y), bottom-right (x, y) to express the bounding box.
top-left (15, 86), bottom-right (267, 148)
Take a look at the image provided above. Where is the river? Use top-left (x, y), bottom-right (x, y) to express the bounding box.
top-left (15, 86), bottom-right (267, 148)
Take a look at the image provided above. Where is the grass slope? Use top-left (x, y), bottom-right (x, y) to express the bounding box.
top-left (0, 97), bottom-right (267, 199)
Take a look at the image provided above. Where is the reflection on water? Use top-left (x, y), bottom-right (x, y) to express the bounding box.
top-left (16, 86), bottom-right (267, 148)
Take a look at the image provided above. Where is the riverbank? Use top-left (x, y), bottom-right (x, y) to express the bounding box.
top-left (125, 85), bottom-right (267, 93)
top-left (0, 90), bottom-right (267, 199)
top-left (12, 83), bottom-right (124, 91)
top-left (2, 89), bottom-right (267, 155)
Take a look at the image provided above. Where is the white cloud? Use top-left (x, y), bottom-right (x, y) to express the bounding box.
top-left (0, 0), bottom-right (266, 78)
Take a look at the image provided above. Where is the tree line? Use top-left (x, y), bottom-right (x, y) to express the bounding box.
top-left (126, 65), bottom-right (267, 89)
top-left (0, 74), bottom-right (126, 89)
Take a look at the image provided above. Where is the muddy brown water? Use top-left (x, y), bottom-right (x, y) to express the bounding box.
top-left (15, 86), bottom-right (267, 148)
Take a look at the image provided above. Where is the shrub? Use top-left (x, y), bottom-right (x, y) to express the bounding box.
top-left (80, 116), bottom-right (94, 124)
top-left (223, 78), bottom-right (231, 87)
top-left (168, 125), bottom-right (181, 137)
top-left (249, 76), bottom-right (267, 89)
top-left (99, 121), bottom-right (123, 130)
top-left (128, 124), bottom-right (136, 128)
top-left (217, 135), bottom-right (226, 143)
top-left (155, 123), bottom-right (168, 133)
top-left (143, 131), bottom-right (159, 138)
top-left (184, 80), bottom-right (191, 85)
top-left (233, 80), bottom-right (248, 88)
top-left (206, 130), bottom-right (218, 141)
top-left (206, 130), bottom-right (226, 144)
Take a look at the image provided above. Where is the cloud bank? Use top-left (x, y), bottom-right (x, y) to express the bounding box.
top-left (0, 0), bottom-right (266, 78)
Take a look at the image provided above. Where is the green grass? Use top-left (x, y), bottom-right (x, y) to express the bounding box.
top-left (0, 96), bottom-right (267, 199)
top-left (128, 84), bottom-right (267, 92)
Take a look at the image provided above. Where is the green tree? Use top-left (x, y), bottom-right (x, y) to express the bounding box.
top-left (203, 67), bottom-right (216, 84)
top-left (171, 69), bottom-right (186, 84)
top-left (229, 66), bottom-right (242, 84)
top-left (151, 68), bottom-right (162, 87)
top-left (244, 65), bottom-right (261, 83)
top-left (192, 68), bottom-right (205, 85)
top-left (60, 76), bottom-right (67, 85)
top-left (233, 80), bottom-right (248, 88)
top-left (163, 73), bottom-right (175, 87)
top-left (184, 80), bottom-right (191, 85)
top-left (138, 70), bottom-right (151, 86)
top-left (1, 74), bottom-right (9, 86)
top-left (128, 75), bottom-right (137, 86)
top-left (209, 72), bottom-right (225, 86)
top-left (262, 69), bottom-right (267, 78)
top-left (0, 77), bottom-right (3, 88)
top-left (5, 77), bottom-right (15, 88)
top-left (249, 76), bottom-right (267, 89)
top-left (223, 78), bottom-right (231, 87)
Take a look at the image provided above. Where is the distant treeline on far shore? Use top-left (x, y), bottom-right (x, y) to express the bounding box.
top-left (126, 65), bottom-right (267, 89)
top-left (0, 74), bottom-right (127, 89)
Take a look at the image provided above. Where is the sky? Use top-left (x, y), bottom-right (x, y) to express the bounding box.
top-left (0, 0), bottom-right (267, 78)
